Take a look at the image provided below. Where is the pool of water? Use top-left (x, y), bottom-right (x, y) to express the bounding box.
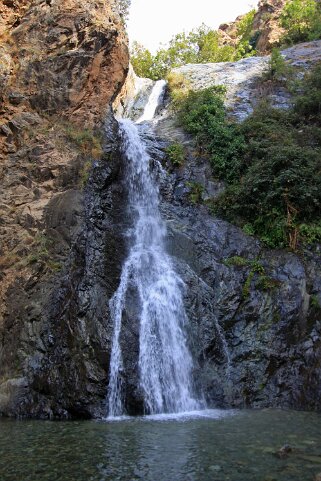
top-left (0, 409), bottom-right (321, 481)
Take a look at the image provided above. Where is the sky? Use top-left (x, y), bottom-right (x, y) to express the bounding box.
top-left (127, 0), bottom-right (256, 52)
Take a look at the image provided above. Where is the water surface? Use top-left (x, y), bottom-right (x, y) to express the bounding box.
top-left (1, 409), bottom-right (321, 481)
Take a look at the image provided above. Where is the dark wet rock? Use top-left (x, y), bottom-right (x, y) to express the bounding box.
top-left (0, 116), bottom-right (128, 419)
top-left (1, 37), bottom-right (321, 418)
top-left (274, 444), bottom-right (292, 459)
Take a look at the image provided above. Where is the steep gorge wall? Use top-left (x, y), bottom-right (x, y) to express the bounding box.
top-left (219, 0), bottom-right (287, 53)
top-left (1, 1), bottom-right (320, 419)
top-left (0, 0), bottom-right (129, 417)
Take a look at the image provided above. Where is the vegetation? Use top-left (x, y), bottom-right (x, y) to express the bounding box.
top-left (165, 142), bottom-right (185, 166)
top-left (167, 73), bottom-right (191, 111)
top-left (280, 0), bottom-right (321, 45)
top-left (20, 234), bottom-right (61, 273)
top-left (79, 160), bottom-right (93, 187)
top-left (130, 1), bottom-right (321, 81)
top-left (234, 9), bottom-right (258, 59)
top-left (263, 48), bottom-right (291, 82)
top-left (223, 256), bottom-right (248, 267)
top-left (131, 17), bottom-right (258, 80)
top-left (65, 125), bottom-right (103, 159)
top-left (216, 256), bottom-right (281, 295)
top-left (172, 63), bottom-right (321, 250)
top-left (187, 182), bottom-right (204, 204)
top-left (176, 86), bottom-right (246, 183)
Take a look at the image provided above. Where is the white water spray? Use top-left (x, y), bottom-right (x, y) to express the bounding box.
top-left (136, 80), bottom-right (166, 123)
top-left (108, 82), bottom-right (200, 417)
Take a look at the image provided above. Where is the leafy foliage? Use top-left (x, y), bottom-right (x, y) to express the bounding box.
top-left (234, 9), bottom-right (258, 59)
top-left (214, 100), bottom-right (321, 248)
top-left (280, 0), bottom-right (321, 44)
top-left (165, 142), bottom-right (185, 166)
top-left (131, 1), bottom-right (320, 80)
top-left (130, 20), bottom-right (256, 80)
top-left (176, 86), bottom-right (246, 183)
top-left (294, 62), bottom-right (321, 122)
top-left (131, 42), bottom-right (154, 78)
top-left (173, 64), bottom-right (321, 249)
top-left (187, 182), bottom-right (205, 204)
top-left (263, 48), bottom-right (291, 82)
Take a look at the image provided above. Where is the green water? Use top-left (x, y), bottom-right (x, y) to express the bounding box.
top-left (0, 409), bottom-right (321, 481)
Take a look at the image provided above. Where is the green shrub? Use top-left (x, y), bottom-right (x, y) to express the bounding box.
top-left (280, 0), bottom-right (321, 44)
top-left (187, 181), bottom-right (204, 204)
top-left (65, 125), bottom-right (102, 159)
top-left (175, 63), bottom-right (321, 250)
top-left (235, 9), bottom-right (257, 59)
top-left (131, 42), bottom-right (156, 79)
top-left (165, 142), bottom-right (185, 166)
top-left (177, 86), bottom-right (246, 182)
top-left (224, 256), bottom-right (248, 267)
top-left (264, 48), bottom-right (290, 81)
top-left (299, 222), bottom-right (321, 245)
top-left (294, 63), bottom-right (321, 122)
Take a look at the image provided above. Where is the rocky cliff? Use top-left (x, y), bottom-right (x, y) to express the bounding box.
top-left (219, 0), bottom-right (287, 53)
top-left (0, 1), bottom-right (320, 419)
top-left (112, 40), bottom-right (321, 413)
top-left (0, 0), bottom-right (129, 417)
top-left (153, 41), bottom-right (321, 411)
top-left (173, 40), bottom-right (321, 121)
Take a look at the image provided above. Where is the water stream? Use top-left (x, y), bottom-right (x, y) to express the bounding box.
top-left (108, 81), bottom-right (200, 417)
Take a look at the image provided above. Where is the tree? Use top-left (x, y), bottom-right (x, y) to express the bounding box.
top-left (131, 42), bottom-right (155, 79)
top-left (130, 24), bottom-right (236, 80)
top-left (280, 0), bottom-right (321, 43)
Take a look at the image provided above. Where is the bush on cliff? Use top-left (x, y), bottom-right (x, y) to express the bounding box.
top-left (176, 86), bottom-right (246, 183)
top-left (173, 64), bottom-right (321, 249)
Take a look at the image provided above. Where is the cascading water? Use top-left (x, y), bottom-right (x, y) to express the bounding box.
top-left (108, 81), bottom-right (201, 417)
top-left (136, 80), bottom-right (166, 123)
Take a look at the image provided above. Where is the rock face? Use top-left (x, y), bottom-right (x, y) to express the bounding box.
top-left (111, 41), bottom-right (321, 413)
top-left (252, 0), bottom-right (287, 53)
top-left (173, 40), bottom-right (321, 121)
top-left (0, 0), bottom-right (129, 417)
top-left (218, 0), bottom-right (287, 54)
top-left (146, 111), bottom-right (321, 412)
top-left (1, 0), bottom-right (320, 417)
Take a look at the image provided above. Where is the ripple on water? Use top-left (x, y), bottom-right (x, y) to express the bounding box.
top-left (0, 409), bottom-right (321, 481)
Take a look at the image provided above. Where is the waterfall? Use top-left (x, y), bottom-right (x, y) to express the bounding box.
top-left (136, 80), bottom-right (166, 123)
top-left (107, 81), bottom-right (200, 417)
